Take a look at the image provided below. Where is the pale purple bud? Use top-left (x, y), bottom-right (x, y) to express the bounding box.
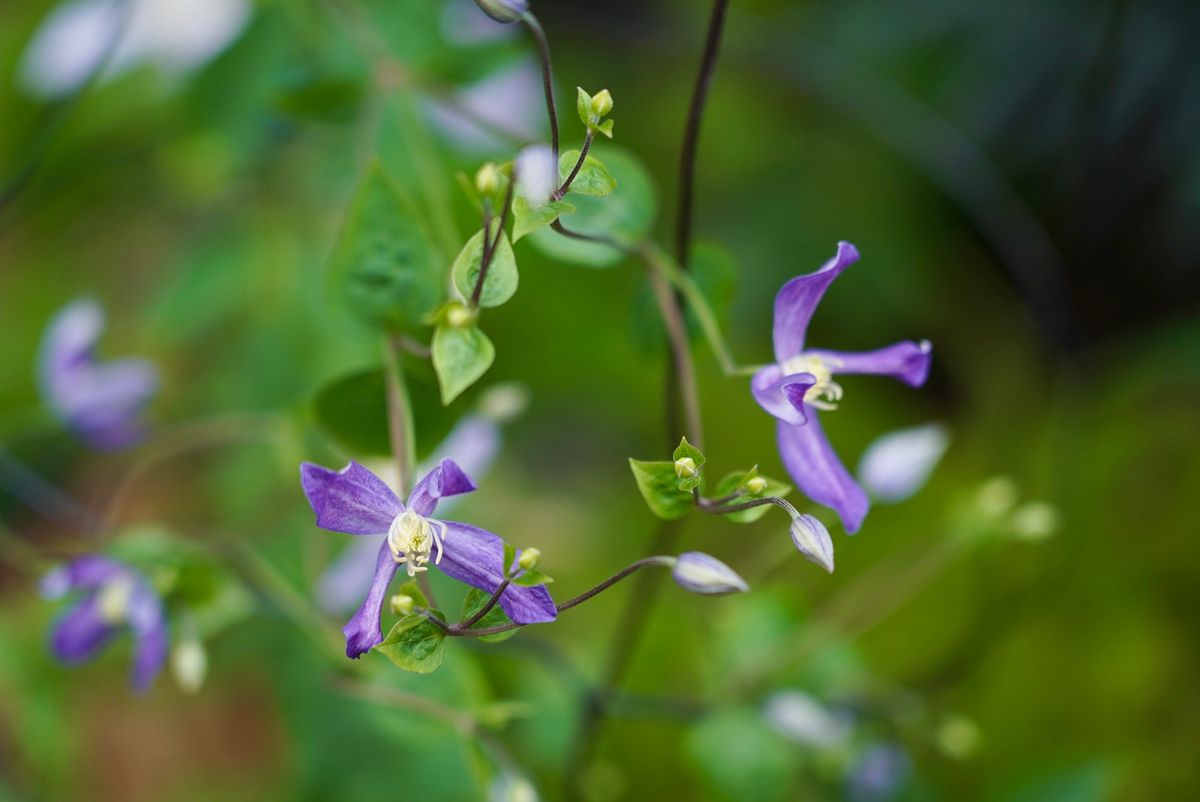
top-left (790, 514), bottom-right (834, 573)
top-left (671, 552), bottom-right (749, 596)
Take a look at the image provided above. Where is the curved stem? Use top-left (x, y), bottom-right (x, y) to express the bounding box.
top-left (698, 494), bottom-right (796, 517)
top-left (523, 13), bottom-right (560, 161)
top-left (449, 556), bottom-right (674, 638)
top-left (648, 261), bottom-right (703, 446)
top-left (471, 175), bottom-right (517, 308)
top-left (454, 578), bottom-right (510, 631)
top-left (553, 131), bottom-right (594, 200)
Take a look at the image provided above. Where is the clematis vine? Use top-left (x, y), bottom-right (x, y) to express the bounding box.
top-left (300, 458), bottom-right (556, 658)
top-left (752, 243), bottom-right (932, 533)
top-left (40, 555), bottom-right (168, 692)
top-left (38, 299), bottom-right (159, 450)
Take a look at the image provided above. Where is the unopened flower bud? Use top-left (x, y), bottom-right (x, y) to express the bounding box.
top-left (390, 593), bottom-right (414, 616)
top-left (475, 162), bottom-right (500, 196)
top-left (790, 514), bottom-right (834, 573)
top-left (671, 552), bottom-right (749, 595)
top-left (472, 0), bottom-right (528, 24)
top-left (1010, 502), bottom-right (1058, 541)
top-left (171, 634), bottom-right (208, 694)
top-left (674, 456), bottom-right (698, 479)
top-left (745, 476), bottom-right (768, 495)
top-left (445, 302), bottom-right (473, 328)
top-left (517, 547), bottom-right (541, 572)
top-left (976, 476), bottom-right (1017, 518)
top-left (589, 89), bottom-right (613, 118)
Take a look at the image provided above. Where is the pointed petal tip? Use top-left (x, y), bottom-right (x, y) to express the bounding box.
top-left (834, 241), bottom-right (860, 267)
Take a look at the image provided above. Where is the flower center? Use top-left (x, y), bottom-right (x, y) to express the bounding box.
top-left (387, 509), bottom-right (448, 578)
top-left (96, 576), bottom-right (135, 624)
top-left (781, 353), bottom-right (844, 411)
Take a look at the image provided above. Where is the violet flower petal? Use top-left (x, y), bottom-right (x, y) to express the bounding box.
top-left (751, 367), bottom-right (816, 426)
top-left (50, 594), bottom-right (117, 665)
top-left (342, 539), bottom-right (400, 658)
top-left (128, 585), bottom-right (168, 692)
top-left (407, 458), bottom-right (477, 518)
top-left (810, 340), bottom-right (932, 388)
top-left (438, 521), bottom-right (557, 624)
top-left (40, 554), bottom-right (126, 598)
top-left (777, 415), bottom-right (869, 534)
top-left (772, 242), bottom-right (859, 362)
top-left (300, 461), bottom-right (404, 535)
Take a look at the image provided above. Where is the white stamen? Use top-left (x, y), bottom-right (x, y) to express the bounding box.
top-left (781, 353), bottom-right (844, 410)
top-left (387, 509), bottom-right (449, 577)
top-left (96, 575), bottom-right (135, 624)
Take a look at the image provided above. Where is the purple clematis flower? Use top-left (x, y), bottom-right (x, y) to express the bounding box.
top-left (752, 242), bottom-right (932, 533)
top-left (38, 299), bottom-right (159, 450)
top-left (40, 555), bottom-right (168, 692)
top-left (300, 458), bottom-right (556, 658)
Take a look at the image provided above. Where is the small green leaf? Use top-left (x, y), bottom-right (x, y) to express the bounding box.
top-left (511, 568), bottom-right (554, 588)
top-left (512, 196), bottom-right (575, 242)
top-left (558, 151), bottom-right (616, 197)
top-left (375, 613), bottom-right (446, 673)
top-left (451, 223), bottom-right (518, 308)
top-left (432, 325), bottom-right (495, 404)
top-left (714, 469), bottom-right (791, 523)
top-left (327, 163), bottom-right (442, 332)
top-left (629, 459), bottom-right (694, 520)
top-left (528, 146), bottom-right (656, 268)
top-left (460, 588), bottom-right (518, 643)
top-left (576, 87), bottom-right (592, 129)
top-left (672, 437), bottom-right (707, 492)
top-left (595, 119), bottom-right (614, 138)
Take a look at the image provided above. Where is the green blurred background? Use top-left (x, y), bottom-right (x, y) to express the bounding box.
top-left (1, 0), bottom-right (1198, 799)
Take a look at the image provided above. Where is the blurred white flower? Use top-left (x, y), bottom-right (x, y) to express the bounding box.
top-left (1010, 501), bottom-right (1059, 541)
top-left (19, 0), bottom-right (251, 99)
top-left (489, 773), bottom-right (538, 802)
top-left (515, 144), bottom-right (558, 202)
top-left (857, 422), bottom-right (950, 503)
top-left (763, 690), bottom-right (853, 748)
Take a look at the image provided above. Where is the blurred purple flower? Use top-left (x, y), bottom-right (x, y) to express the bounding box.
top-left (38, 299), bottom-right (159, 450)
top-left (300, 458), bottom-right (556, 658)
top-left (41, 555), bottom-right (168, 692)
top-left (847, 743), bottom-right (911, 801)
top-left (752, 243), bottom-right (931, 533)
top-left (424, 61), bottom-right (542, 152)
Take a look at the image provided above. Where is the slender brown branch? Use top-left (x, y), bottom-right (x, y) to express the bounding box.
top-left (454, 578), bottom-right (510, 631)
top-left (523, 13), bottom-right (560, 161)
top-left (648, 261), bottom-right (703, 446)
top-left (553, 131), bottom-right (593, 200)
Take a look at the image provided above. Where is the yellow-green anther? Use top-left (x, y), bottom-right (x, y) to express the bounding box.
top-left (517, 547), bottom-right (541, 572)
top-left (674, 456), bottom-right (698, 479)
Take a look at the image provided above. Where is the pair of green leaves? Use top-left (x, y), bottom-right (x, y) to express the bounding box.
top-left (628, 437), bottom-right (707, 520)
top-left (510, 148), bottom-right (616, 242)
top-left (430, 219), bottom-right (519, 404)
top-left (629, 439), bottom-right (791, 522)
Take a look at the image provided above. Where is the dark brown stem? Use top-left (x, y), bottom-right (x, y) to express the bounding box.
top-left (523, 13), bottom-right (559, 162)
top-left (552, 131), bottom-right (594, 200)
top-left (674, 0), bottom-right (730, 267)
top-left (470, 175), bottom-right (516, 308)
top-left (448, 556), bottom-right (673, 639)
top-left (453, 578), bottom-right (510, 631)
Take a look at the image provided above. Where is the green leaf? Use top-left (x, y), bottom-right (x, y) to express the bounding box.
top-left (327, 163), bottom-right (442, 332)
top-left (432, 325), bottom-right (495, 405)
top-left (714, 469), bottom-right (791, 523)
top-left (528, 146), bottom-right (657, 268)
top-left (502, 543), bottom-right (517, 577)
top-left (629, 459), bottom-right (694, 520)
top-left (451, 222), bottom-right (518, 308)
top-left (576, 87), bottom-right (592, 128)
top-left (511, 568), bottom-right (554, 588)
top-left (460, 588), bottom-right (518, 643)
top-left (558, 150), bottom-right (616, 197)
top-left (375, 613), bottom-right (446, 673)
top-left (511, 196), bottom-right (575, 242)
top-left (595, 119), bottom-right (614, 138)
